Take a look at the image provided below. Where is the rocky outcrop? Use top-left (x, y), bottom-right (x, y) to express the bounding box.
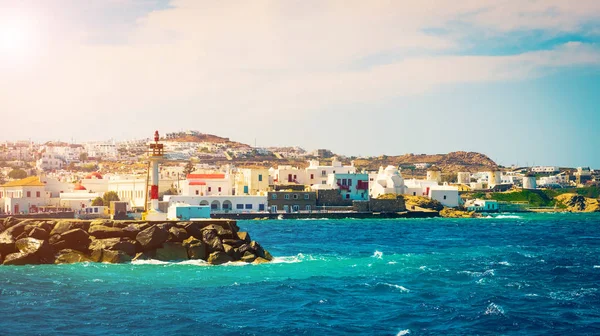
top-left (555, 194), bottom-right (600, 212)
top-left (0, 217), bottom-right (272, 266)
top-left (439, 208), bottom-right (479, 218)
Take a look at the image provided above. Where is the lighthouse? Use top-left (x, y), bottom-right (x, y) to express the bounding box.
top-left (145, 130), bottom-right (167, 221)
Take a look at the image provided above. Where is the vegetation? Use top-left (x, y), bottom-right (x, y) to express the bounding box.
top-left (91, 197), bottom-right (104, 206)
top-left (464, 187), bottom-right (599, 208)
top-left (183, 161), bottom-right (196, 176)
top-left (102, 191), bottom-right (120, 206)
top-left (79, 152), bottom-right (89, 162)
top-left (8, 169), bottom-right (28, 179)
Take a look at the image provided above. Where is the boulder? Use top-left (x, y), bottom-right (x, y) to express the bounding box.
top-left (183, 237), bottom-right (206, 260)
top-left (168, 227), bottom-right (188, 242)
top-left (236, 231), bottom-right (251, 243)
top-left (263, 249), bottom-right (274, 261)
top-left (3, 252), bottom-right (40, 265)
top-left (253, 257), bottom-right (270, 264)
top-left (207, 251), bottom-right (233, 265)
top-left (204, 224), bottom-right (234, 239)
top-left (50, 220), bottom-right (88, 236)
top-left (155, 243), bottom-right (189, 261)
top-left (183, 222), bottom-right (207, 239)
top-left (90, 219), bottom-right (112, 227)
top-left (222, 238), bottom-right (244, 248)
top-left (136, 225), bottom-right (169, 251)
top-left (28, 227), bottom-right (49, 241)
top-left (49, 229), bottom-right (91, 252)
top-left (2, 217), bottom-right (21, 230)
top-left (15, 237), bottom-right (54, 264)
top-left (89, 225), bottom-right (137, 239)
top-left (132, 251), bottom-right (156, 261)
top-left (202, 228), bottom-right (224, 253)
top-left (54, 249), bottom-right (93, 264)
top-left (0, 222), bottom-right (28, 255)
top-left (223, 244), bottom-right (240, 260)
top-left (96, 249), bottom-right (133, 263)
top-left (89, 238), bottom-right (136, 256)
top-left (240, 251), bottom-right (257, 263)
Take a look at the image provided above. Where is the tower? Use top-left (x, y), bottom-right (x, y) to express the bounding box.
top-left (145, 130), bottom-right (167, 220)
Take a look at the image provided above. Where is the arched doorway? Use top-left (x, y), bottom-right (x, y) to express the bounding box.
top-left (210, 200), bottom-right (220, 210)
top-left (200, 200), bottom-right (209, 206)
top-left (222, 200), bottom-right (232, 211)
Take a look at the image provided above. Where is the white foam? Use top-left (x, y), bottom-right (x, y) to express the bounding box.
top-left (485, 302), bottom-right (505, 316)
top-left (373, 251), bottom-right (383, 259)
top-left (495, 215), bottom-right (522, 219)
top-left (379, 282), bottom-right (410, 292)
top-left (131, 259), bottom-right (171, 265)
top-left (388, 261), bottom-right (397, 265)
top-left (177, 259), bottom-right (209, 266)
top-left (396, 330), bottom-right (410, 336)
top-left (498, 261), bottom-right (511, 266)
top-left (594, 265), bottom-right (600, 269)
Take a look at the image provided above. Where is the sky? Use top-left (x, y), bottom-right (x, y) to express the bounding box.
top-left (0, 0), bottom-right (599, 168)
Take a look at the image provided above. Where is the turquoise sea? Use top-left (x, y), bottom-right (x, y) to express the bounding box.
top-left (1, 213), bottom-right (600, 335)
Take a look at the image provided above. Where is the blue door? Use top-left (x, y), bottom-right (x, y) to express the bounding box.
top-left (259, 204), bottom-right (265, 211)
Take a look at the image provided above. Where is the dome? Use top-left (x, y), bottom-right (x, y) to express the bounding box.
top-left (85, 172), bottom-right (103, 179)
top-left (74, 184), bottom-right (86, 191)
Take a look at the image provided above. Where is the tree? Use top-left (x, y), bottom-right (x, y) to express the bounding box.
top-left (91, 197), bottom-right (104, 206)
top-left (79, 152), bottom-right (89, 162)
top-left (102, 191), bottom-right (120, 206)
top-left (183, 161), bottom-right (196, 176)
top-left (8, 168), bottom-right (28, 179)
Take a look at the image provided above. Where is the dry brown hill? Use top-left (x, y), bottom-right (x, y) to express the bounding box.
top-left (354, 151), bottom-right (497, 173)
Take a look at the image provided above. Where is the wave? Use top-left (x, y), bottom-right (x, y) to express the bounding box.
top-left (458, 269), bottom-right (495, 277)
top-left (484, 302), bottom-right (505, 316)
top-left (396, 329), bottom-right (410, 336)
top-left (373, 251), bottom-right (383, 259)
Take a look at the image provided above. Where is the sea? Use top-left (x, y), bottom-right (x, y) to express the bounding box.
top-left (1, 213), bottom-right (599, 335)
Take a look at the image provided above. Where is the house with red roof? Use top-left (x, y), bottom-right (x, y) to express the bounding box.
top-left (182, 173), bottom-right (232, 197)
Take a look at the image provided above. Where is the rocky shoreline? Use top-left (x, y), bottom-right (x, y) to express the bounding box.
top-left (0, 218), bottom-right (273, 266)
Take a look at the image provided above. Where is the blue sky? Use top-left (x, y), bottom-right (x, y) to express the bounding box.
top-left (0, 0), bottom-right (599, 168)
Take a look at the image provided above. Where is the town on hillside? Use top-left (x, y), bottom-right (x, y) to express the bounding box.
top-left (1, 130), bottom-right (598, 218)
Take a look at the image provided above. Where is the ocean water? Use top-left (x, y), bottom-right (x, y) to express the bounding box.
top-left (1, 213), bottom-right (600, 335)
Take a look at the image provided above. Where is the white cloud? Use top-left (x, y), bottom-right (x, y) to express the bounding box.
top-left (0, 0), bottom-right (599, 141)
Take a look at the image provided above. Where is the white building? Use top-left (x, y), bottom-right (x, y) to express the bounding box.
top-left (305, 158), bottom-right (356, 185)
top-left (165, 195), bottom-right (268, 212)
top-left (428, 184), bottom-right (461, 208)
top-left (84, 141), bottom-right (119, 161)
top-left (270, 165), bottom-right (308, 185)
top-left (182, 173), bottom-right (233, 196)
top-left (36, 153), bottom-right (66, 171)
top-left (465, 199), bottom-right (499, 212)
top-left (0, 176), bottom-right (51, 214)
top-left (531, 166), bottom-right (560, 174)
top-left (369, 166), bottom-right (406, 198)
top-left (457, 172), bottom-right (471, 184)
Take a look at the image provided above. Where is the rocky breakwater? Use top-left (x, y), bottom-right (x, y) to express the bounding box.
top-left (0, 217), bottom-right (273, 266)
top-left (555, 194), bottom-right (600, 212)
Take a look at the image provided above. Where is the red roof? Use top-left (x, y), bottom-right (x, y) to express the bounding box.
top-left (189, 181), bottom-right (207, 186)
top-left (74, 184), bottom-right (87, 191)
top-left (187, 174), bottom-right (225, 179)
top-left (85, 172), bottom-right (103, 179)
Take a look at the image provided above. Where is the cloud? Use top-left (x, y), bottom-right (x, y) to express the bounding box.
top-left (1, 0), bottom-right (599, 141)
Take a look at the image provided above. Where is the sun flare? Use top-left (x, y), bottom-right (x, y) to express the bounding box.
top-left (0, 16), bottom-right (35, 57)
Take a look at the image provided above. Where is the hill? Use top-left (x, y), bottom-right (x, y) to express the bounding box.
top-left (353, 151), bottom-right (497, 173)
top-left (166, 132), bottom-right (251, 148)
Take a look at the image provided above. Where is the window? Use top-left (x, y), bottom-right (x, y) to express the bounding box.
top-left (236, 204), bottom-right (244, 210)
top-left (348, 179), bottom-right (352, 186)
top-left (321, 180), bottom-right (326, 184)
top-left (321, 170), bottom-right (326, 176)
top-left (94, 208), bottom-right (99, 213)
top-left (272, 194), bottom-right (277, 199)
top-left (305, 205), bottom-right (311, 211)
top-left (292, 205), bottom-right (299, 212)
top-left (259, 204), bottom-right (265, 211)
top-left (27, 191), bottom-right (31, 197)
top-left (258, 174), bottom-right (263, 182)
top-left (304, 194), bottom-right (310, 200)
top-left (284, 194), bottom-right (290, 200)
top-left (337, 179), bottom-right (341, 185)
top-left (342, 179), bottom-right (347, 186)
top-left (218, 187), bottom-right (222, 192)
top-left (413, 192), bottom-right (417, 196)
top-left (245, 204), bottom-right (252, 209)
top-left (346, 194), bottom-right (350, 199)
top-left (195, 190), bottom-right (199, 195)
top-left (208, 187), bottom-right (212, 192)
top-left (293, 194), bottom-right (298, 199)
top-left (443, 195), bottom-right (447, 200)
top-left (310, 174), bottom-right (314, 179)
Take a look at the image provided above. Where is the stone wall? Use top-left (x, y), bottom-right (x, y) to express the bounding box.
top-left (316, 189), bottom-right (352, 206)
top-left (0, 217), bottom-right (272, 266)
top-left (369, 198), bottom-right (406, 213)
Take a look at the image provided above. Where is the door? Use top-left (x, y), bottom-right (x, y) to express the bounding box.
top-left (259, 204), bottom-right (265, 211)
top-left (14, 204), bottom-right (19, 214)
top-left (270, 205), bottom-right (277, 213)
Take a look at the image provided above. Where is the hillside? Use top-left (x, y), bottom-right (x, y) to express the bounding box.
top-left (167, 133), bottom-right (251, 148)
top-left (354, 151), bottom-right (497, 173)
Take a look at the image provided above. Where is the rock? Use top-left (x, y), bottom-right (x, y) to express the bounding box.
top-left (89, 238), bottom-right (136, 256)
top-left (89, 225), bottom-right (137, 239)
top-left (440, 208), bottom-right (478, 218)
top-left (155, 242), bottom-right (188, 261)
top-left (136, 225), bottom-right (169, 251)
top-left (239, 241), bottom-right (267, 259)
top-left (222, 238), bottom-right (244, 248)
top-left (28, 227), bottom-right (49, 240)
top-left (555, 194), bottom-right (600, 212)
top-left (183, 237), bottom-right (206, 260)
top-left (54, 249), bottom-right (93, 264)
top-left (207, 251), bottom-right (233, 265)
top-left (49, 229), bottom-right (91, 252)
top-left (202, 228), bottom-right (224, 253)
top-left (223, 244), bottom-right (240, 260)
top-left (236, 231), bottom-right (251, 243)
top-left (132, 251), bottom-right (156, 261)
top-left (2, 217), bottom-right (20, 229)
top-left (204, 224), bottom-right (234, 239)
top-left (11, 237), bottom-right (53, 264)
top-left (253, 257), bottom-right (270, 264)
top-left (98, 249), bottom-right (132, 263)
top-left (3, 252), bottom-right (40, 265)
top-left (0, 222), bottom-right (28, 255)
top-left (50, 220), bottom-right (88, 236)
top-left (240, 251), bottom-right (257, 263)
top-left (168, 227), bottom-right (188, 242)
top-left (263, 249), bottom-right (274, 261)
top-left (90, 219), bottom-right (112, 227)
top-left (183, 222), bottom-right (207, 239)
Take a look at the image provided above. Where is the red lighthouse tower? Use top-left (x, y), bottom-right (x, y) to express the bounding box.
top-left (145, 130), bottom-right (167, 220)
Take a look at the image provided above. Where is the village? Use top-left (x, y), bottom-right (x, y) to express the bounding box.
top-left (0, 131), bottom-right (598, 219)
